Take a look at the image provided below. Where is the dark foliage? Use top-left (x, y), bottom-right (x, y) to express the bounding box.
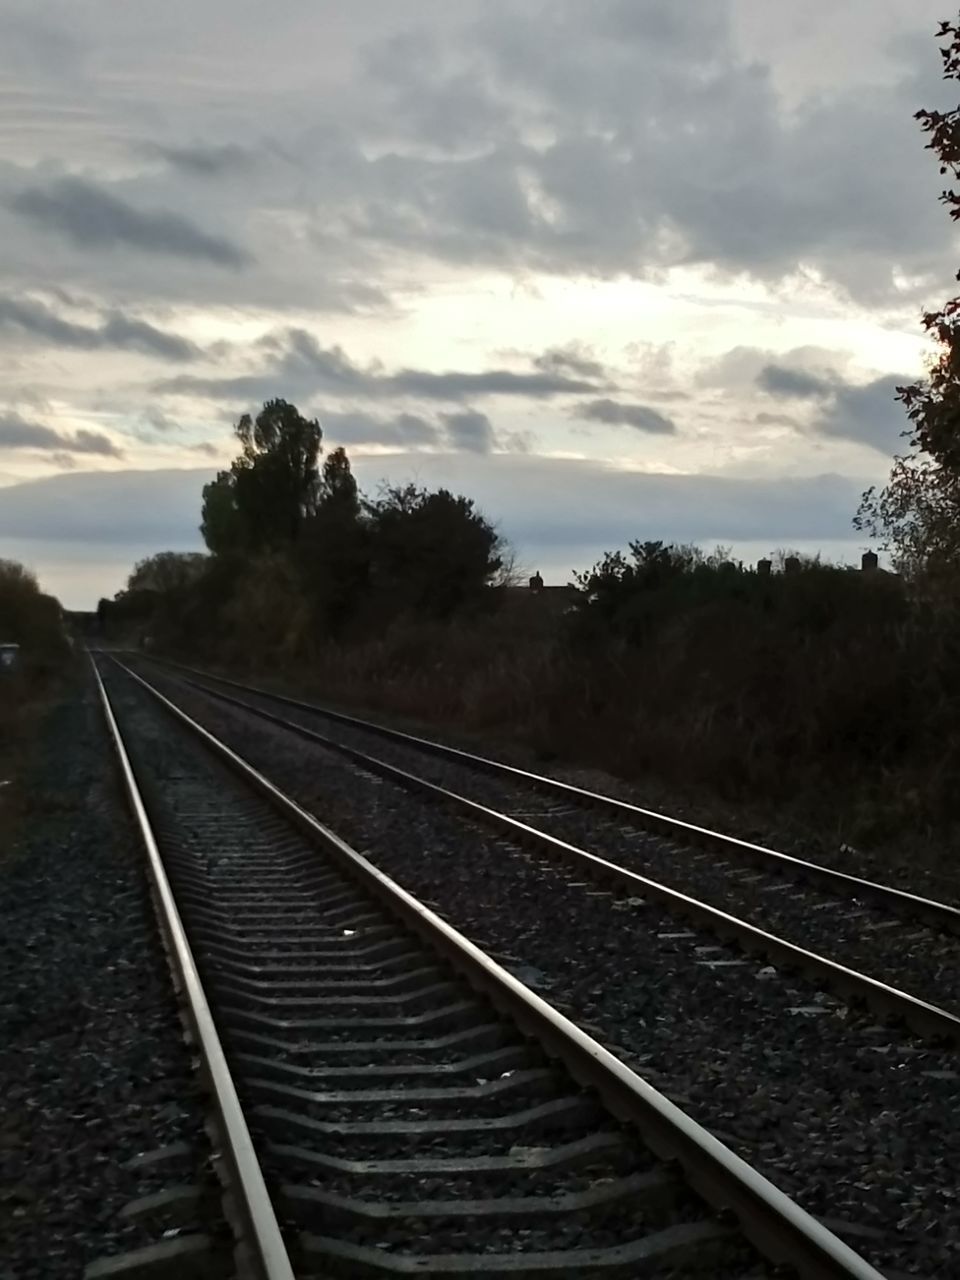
top-left (201, 399), bottom-right (322, 554)
top-left (365, 484), bottom-right (504, 620)
top-left (857, 16), bottom-right (960, 582)
top-left (104, 402), bottom-right (505, 655)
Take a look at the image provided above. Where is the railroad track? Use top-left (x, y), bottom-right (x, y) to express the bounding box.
top-left (135, 655), bottom-right (960, 1042)
top-left (141, 657), bottom-right (960, 923)
top-left (93, 655), bottom-right (886, 1278)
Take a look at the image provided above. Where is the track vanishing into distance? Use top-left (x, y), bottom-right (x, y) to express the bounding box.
top-left (141, 655), bottom-right (960, 1039)
top-left (94, 653), bottom-right (888, 1280)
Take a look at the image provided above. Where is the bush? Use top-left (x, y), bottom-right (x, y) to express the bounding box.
top-left (0, 559), bottom-right (68, 678)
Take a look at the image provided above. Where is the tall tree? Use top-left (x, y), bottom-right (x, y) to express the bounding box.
top-left (856, 17), bottom-right (960, 580)
top-left (201, 399), bottom-right (322, 554)
top-left (366, 483), bottom-right (503, 617)
top-left (127, 551), bottom-right (209, 594)
top-left (319, 446), bottom-right (360, 518)
top-left (297, 446), bottom-right (369, 634)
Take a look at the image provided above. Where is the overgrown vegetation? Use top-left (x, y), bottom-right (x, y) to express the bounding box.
top-left (98, 398), bottom-right (508, 659)
top-left (97, 426), bottom-right (957, 844)
top-left (856, 16), bottom-right (960, 590)
top-left (98, 17), bottom-right (960, 847)
top-left (0, 559), bottom-right (69, 686)
top-left (0, 560), bottom-right (70, 840)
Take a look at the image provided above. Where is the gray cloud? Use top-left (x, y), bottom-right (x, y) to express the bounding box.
top-left (0, 457), bottom-right (866, 574)
top-left (157, 326), bottom-right (600, 404)
top-left (138, 408), bottom-right (181, 434)
top-left (753, 356), bottom-right (911, 454)
top-left (391, 366), bottom-right (595, 400)
top-left (331, 1), bottom-right (954, 301)
top-left (320, 409), bottom-right (440, 449)
top-left (441, 409), bottom-right (495, 453)
top-left (0, 411), bottom-right (122, 457)
top-left (322, 406), bottom-right (509, 454)
top-left (0, 295), bottom-right (200, 361)
top-left (754, 411), bottom-right (800, 427)
top-left (146, 142), bottom-right (256, 176)
top-left (757, 364), bottom-right (833, 399)
top-left (576, 398), bottom-right (677, 434)
top-left (0, 468), bottom-right (211, 544)
top-left (0, 2), bottom-right (951, 329)
top-left (532, 344), bottom-right (608, 381)
top-left (10, 176), bottom-right (250, 267)
top-left (815, 373), bottom-right (911, 455)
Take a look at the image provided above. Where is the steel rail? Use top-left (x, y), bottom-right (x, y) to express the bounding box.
top-left (91, 657), bottom-right (296, 1280)
top-left (109, 655), bottom-right (884, 1280)
top-left (161, 666), bottom-right (960, 1045)
top-left (145, 654), bottom-right (960, 937)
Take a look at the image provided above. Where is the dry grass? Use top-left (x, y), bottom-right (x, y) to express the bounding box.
top-left (236, 580), bottom-right (960, 856)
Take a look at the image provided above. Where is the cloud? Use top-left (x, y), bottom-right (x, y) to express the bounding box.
top-left (815, 373), bottom-right (911, 455)
top-left (533, 344), bottom-right (608, 380)
top-left (10, 177), bottom-right (250, 267)
top-left (756, 364), bottom-right (833, 399)
top-left (0, 295), bottom-right (200, 361)
top-left (145, 142), bottom-right (256, 176)
top-left (754, 411), bottom-right (799, 427)
top-left (0, 2), bottom-right (953, 326)
top-left (320, 409), bottom-right (440, 449)
top-left (441, 409), bottom-right (496, 453)
top-left (390, 366), bottom-right (595, 400)
top-left (0, 468), bottom-right (212, 543)
top-left (698, 344), bottom-right (848, 392)
top-left (325, 1), bottom-right (954, 300)
top-left (0, 456), bottom-right (866, 562)
top-left (321, 406), bottom-right (512, 454)
top-left (0, 411), bottom-right (122, 457)
top-left (753, 357), bottom-right (911, 454)
top-left (138, 408), bottom-right (181, 434)
top-left (576, 397), bottom-right (677, 434)
top-left (157, 326), bottom-right (600, 404)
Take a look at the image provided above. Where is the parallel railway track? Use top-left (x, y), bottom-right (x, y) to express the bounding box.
top-left (135, 655), bottom-right (960, 1042)
top-left (144, 656), bottom-right (960, 927)
top-left (94, 655), bottom-right (885, 1278)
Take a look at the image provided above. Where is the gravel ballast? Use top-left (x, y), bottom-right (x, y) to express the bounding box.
top-left (185, 677), bottom-right (960, 1017)
top-left (98, 670), bottom-right (765, 1278)
top-left (143, 666), bottom-right (960, 1277)
top-left (0, 673), bottom-right (228, 1278)
top-left (161, 660), bottom-right (960, 907)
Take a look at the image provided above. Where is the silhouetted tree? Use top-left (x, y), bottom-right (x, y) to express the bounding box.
top-left (0, 559), bottom-right (67, 669)
top-left (857, 16), bottom-right (960, 580)
top-left (127, 551), bottom-right (209, 594)
top-left (201, 399), bottom-right (322, 554)
top-left (319, 446), bottom-right (360, 517)
top-left (297, 447), bottom-right (370, 635)
top-left (366, 483), bottom-right (503, 618)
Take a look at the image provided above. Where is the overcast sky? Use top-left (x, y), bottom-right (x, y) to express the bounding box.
top-left (0, 0), bottom-right (956, 608)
